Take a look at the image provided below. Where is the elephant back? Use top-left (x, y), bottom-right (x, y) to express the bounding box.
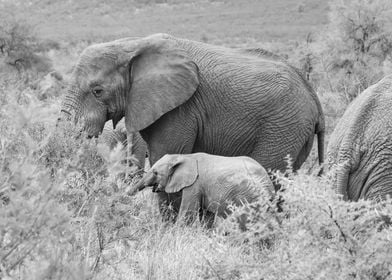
top-left (328, 75), bottom-right (392, 162)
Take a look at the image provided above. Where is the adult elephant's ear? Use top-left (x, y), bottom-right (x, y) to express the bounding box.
top-left (165, 157), bottom-right (199, 193)
top-left (126, 37), bottom-right (199, 132)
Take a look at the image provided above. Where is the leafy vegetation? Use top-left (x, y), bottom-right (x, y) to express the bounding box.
top-left (0, 0), bottom-right (329, 43)
top-left (1, 0), bottom-right (392, 279)
top-left (312, 0), bottom-right (392, 102)
top-left (0, 19), bottom-right (55, 83)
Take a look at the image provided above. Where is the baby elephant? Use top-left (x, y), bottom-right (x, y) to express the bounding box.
top-left (128, 153), bottom-right (274, 225)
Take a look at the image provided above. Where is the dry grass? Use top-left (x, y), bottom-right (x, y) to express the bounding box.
top-left (1, 1), bottom-right (392, 279)
top-left (1, 0), bottom-right (328, 43)
top-left (1, 80), bottom-right (391, 279)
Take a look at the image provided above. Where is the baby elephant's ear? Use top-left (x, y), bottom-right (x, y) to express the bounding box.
top-left (165, 156), bottom-right (199, 193)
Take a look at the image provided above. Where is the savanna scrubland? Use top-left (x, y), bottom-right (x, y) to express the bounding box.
top-left (1, 0), bottom-right (392, 279)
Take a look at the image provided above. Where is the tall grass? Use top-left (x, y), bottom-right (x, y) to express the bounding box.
top-left (1, 2), bottom-right (392, 276)
top-left (1, 78), bottom-right (391, 279)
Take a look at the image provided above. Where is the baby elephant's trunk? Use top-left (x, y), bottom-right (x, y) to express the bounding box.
top-left (127, 171), bottom-right (156, 196)
top-left (127, 177), bottom-right (147, 196)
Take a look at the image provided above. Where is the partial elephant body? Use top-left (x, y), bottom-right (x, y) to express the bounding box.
top-left (328, 75), bottom-right (392, 201)
top-left (100, 118), bottom-right (147, 170)
top-left (62, 33), bottom-right (325, 217)
top-left (129, 153), bottom-right (274, 225)
top-left (177, 153), bottom-right (274, 221)
top-left (135, 35), bottom-right (325, 172)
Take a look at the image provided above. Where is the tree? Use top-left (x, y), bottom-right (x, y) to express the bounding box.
top-left (315, 0), bottom-right (392, 101)
top-left (0, 19), bottom-right (52, 81)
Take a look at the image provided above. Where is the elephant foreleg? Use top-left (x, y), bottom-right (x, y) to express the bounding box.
top-left (126, 132), bottom-right (147, 171)
top-left (157, 192), bottom-right (183, 222)
top-left (141, 114), bottom-right (197, 220)
top-left (177, 188), bottom-right (200, 225)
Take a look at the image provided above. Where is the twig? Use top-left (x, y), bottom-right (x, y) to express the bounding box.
top-left (91, 223), bottom-right (105, 272)
top-left (327, 205), bottom-right (348, 243)
top-left (8, 242), bottom-right (37, 271)
top-left (85, 205), bottom-right (98, 269)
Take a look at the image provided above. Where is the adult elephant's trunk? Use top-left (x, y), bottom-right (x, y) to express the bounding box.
top-left (336, 164), bottom-right (350, 200)
top-left (58, 92), bottom-right (81, 124)
top-left (101, 125), bottom-right (125, 150)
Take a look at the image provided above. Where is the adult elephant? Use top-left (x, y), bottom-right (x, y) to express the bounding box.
top-left (328, 75), bottom-right (392, 201)
top-left (61, 33), bottom-right (325, 215)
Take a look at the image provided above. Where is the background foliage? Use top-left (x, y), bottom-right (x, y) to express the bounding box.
top-left (1, 0), bottom-right (392, 279)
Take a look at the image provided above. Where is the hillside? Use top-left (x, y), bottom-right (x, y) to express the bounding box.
top-left (1, 0), bottom-right (329, 43)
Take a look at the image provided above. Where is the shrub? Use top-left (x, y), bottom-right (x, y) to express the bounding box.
top-left (1, 43), bottom-right (392, 279)
top-left (313, 0), bottom-right (392, 102)
top-left (1, 85), bottom-right (392, 279)
top-left (216, 169), bottom-right (392, 279)
top-left (0, 87), bottom-right (139, 278)
top-left (0, 19), bottom-right (53, 82)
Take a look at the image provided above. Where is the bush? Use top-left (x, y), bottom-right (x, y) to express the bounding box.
top-left (216, 169), bottom-right (392, 279)
top-left (0, 87), bottom-right (138, 278)
top-left (0, 19), bottom-right (53, 82)
top-left (1, 81), bottom-right (392, 279)
top-left (313, 0), bottom-right (392, 102)
top-left (1, 36), bottom-right (392, 279)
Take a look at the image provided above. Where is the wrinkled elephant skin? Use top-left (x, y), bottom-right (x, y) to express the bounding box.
top-left (62, 33), bottom-right (325, 217)
top-left (129, 153), bottom-right (274, 226)
top-left (328, 75), bottom-right (392, 201)
top-left (100, 118), bottom-right (147, 170)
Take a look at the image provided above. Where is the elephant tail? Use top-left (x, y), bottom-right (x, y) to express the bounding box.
top-left (316, 123), bottom-right (325, 176)
top-left (317, 130), bottom-right (325, 165)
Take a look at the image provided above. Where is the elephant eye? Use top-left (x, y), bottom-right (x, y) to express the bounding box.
top-left (92, 86), bottom-right (104, 98)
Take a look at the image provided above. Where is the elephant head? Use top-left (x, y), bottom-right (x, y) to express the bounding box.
top-left (127, 154), bottom-right (199, 196)
top-left (61, 34), bottom-right (199, 137)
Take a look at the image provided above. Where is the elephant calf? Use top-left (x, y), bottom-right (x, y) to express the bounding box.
top-left (128, 153), bottom-right (274, 226)
top-left (328, 75), bottom-right (392, 201)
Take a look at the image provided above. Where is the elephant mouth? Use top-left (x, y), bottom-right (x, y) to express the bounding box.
top-left (152, 184), bottom-right (159, 192)
top-left (152, 184), bottom-right (164, 193)
top-left (84, 110), bottom-right (109, 138)
top-left (85, 124), bottom-right (103, 138)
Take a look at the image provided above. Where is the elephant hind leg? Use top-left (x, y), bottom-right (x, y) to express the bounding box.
top-left (293, 135), bottom-right (315, 171)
